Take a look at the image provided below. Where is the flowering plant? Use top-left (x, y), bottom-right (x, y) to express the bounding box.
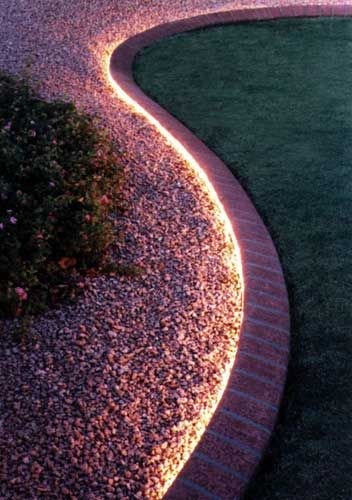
top-left (0, 72), bottom-right (123, 317)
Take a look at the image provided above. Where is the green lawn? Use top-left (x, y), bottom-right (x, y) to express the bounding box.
top-left (134, 18), bottom-right (352, 500)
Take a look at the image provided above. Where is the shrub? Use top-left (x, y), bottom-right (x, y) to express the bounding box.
top-left (0, 72), bottom-right (123, 317)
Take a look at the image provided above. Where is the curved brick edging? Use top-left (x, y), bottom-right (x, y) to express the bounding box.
top-left (110, 4), bottom-right (350, 499)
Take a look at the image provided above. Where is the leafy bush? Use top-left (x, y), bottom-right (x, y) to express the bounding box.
top-left (0, 72), bottom-right (122, 317)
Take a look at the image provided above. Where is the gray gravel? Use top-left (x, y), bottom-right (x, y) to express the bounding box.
top-left (0, 1), bottom-right (344, 498)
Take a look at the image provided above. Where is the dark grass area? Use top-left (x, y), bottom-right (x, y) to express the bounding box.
top-left (134, 18), bottom-right (352, 500)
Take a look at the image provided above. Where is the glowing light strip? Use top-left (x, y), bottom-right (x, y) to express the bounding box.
top-left (106, 44), bottom-right (244, 498)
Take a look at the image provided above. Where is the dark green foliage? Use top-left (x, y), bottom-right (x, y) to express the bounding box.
top-left (135, 18), bottom-right (352, 500)
top-left (0, 72), bottom-right (122, 317)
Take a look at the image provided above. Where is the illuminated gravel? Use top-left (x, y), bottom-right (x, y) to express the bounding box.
top-left (0, 1), bottom-right (345, 498)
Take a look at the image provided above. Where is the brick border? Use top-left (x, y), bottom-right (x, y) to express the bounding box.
top-left (110, 5), bottom-right (351, 499)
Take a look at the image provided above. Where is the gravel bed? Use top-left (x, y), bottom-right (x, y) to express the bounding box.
top-left (0, 1), bottom-right (345, 498)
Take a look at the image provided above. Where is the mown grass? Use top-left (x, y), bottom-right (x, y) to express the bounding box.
top-left (134, 18), bottom-right (352, 500)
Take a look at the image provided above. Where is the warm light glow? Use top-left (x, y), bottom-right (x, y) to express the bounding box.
top-left (105, 41), bottom-right (244, 498)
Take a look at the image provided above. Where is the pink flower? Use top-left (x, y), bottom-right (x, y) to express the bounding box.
top-left (10, 216), bottom-right (17, 224)
top-left (0, 223), bottom-right (4, 230)
top-left (15, 287), bottom-right (28, 301)
top-left (99, 195), bottom-right (110, 206)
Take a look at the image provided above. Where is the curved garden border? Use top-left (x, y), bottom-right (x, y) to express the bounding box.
top-left (110, 4), bottom-right (350, 499)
